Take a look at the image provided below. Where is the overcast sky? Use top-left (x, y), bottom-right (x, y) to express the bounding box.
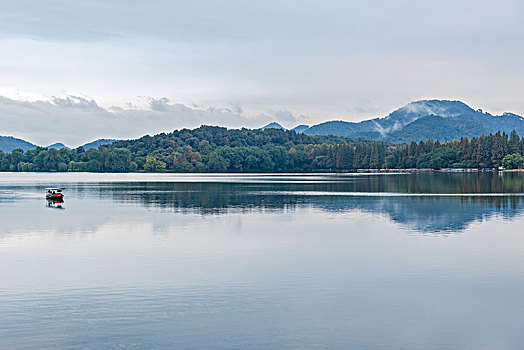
top-left (1, 0), bottom-right (523, 146)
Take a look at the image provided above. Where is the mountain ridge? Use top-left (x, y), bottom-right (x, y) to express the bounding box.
top-left (301, 100), bottom-right (524, 142)
top-left (0, 136), bottom-right (38, 153)
top-left (0, 137), bottom-right (116, 153)
top-left (3, 99), bottom-right (524, 152)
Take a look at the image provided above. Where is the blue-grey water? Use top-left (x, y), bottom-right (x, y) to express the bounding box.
top-left (1, 172), bottom-right (524, 349)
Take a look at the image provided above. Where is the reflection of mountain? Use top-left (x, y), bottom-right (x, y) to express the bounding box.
top-left (316, 196), bottom-right (524, 233)
top-left (89, 173), bottom-right (524, 233)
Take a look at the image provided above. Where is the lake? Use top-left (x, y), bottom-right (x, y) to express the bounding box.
top-left (1, 172), bottom-right (524, 349)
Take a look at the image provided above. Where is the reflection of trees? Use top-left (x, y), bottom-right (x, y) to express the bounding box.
top-left (86, 173), bottom-right (524, 233)
top-left (352, 172), bottom-right (524, 194)
top-left (98, 182), bottom-right (311, 214)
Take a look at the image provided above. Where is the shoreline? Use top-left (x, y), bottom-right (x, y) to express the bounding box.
top-left (0, 168), bottom-right (505, 174)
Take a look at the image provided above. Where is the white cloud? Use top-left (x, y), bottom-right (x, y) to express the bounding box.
top-left (0, 96), bottom-right (303, 146)
top-left (0, 0), bottom-right (523, 135)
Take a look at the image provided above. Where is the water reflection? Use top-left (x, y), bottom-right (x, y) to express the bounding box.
top-left (90, 179), bottom-right (524, 233)
top-left (2, 173), bottom-right (524, 349)
top-left (46, 199), bottom-right (65, 210)
top-left (1, 173), bottom-right (524, 234)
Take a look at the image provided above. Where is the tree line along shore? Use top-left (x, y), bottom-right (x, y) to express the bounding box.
top-left (1, 126), bottom-right (524, 173)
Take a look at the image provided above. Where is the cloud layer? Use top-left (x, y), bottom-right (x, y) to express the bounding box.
top-left (0, 95), bottom-right (306, 146)
top-left (0, 1), bottom-right (523, 142)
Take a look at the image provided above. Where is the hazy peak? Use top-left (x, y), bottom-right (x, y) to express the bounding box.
top-left (261, 122), bottom-right (286, 130)
top-left (80, 139), bottom-right (116, 150)
top-left (47, 142), bottom-right (70, 150)
top-left (392, 100), bottom-right (475, 119)
top-left (291, 124), bottom-right (310, 133)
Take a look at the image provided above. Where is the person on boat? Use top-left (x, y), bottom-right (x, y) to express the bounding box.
top-left (46, 188), bottom-right (64, 201)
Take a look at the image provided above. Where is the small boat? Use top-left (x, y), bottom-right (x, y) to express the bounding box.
top-left (46, 188), bottom-right (65, 201)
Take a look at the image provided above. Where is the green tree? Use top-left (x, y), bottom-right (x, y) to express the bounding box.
top-left (105, 148), bottom-right (132, 172)
top-left (144, 155), bottom-right (167, 172)
top-left (17, 162), bottom-right (35, 172)
top-left (502, 153), bottom-right (524, 170)
top-left (207, 154), bottom-right (229, 172)
top-left (509, 130), bottom-right (520, 154)
top-left (43, 149), bottom-right (63, 171)
top-left (68, 161), bottom-right (87, 172)
top-left (10, 149), bottom-right (25, 170)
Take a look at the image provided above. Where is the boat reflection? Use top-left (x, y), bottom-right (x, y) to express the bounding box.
top-left (47, 199), bottom-right (65, 210)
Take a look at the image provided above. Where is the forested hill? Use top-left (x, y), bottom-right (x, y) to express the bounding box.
top-left (0, 136), bottom-right (37, 153)
top-left (109, 126), bottom-right (376, 172)
top-left (113, 125), bottom-right (367, 151)
top-left (1, 126), bottom-right (524, 172)
top-left (299, 100), bottom-right (524, 142)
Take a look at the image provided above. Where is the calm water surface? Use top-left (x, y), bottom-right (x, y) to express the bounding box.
top-left (1, 172), bottom-right (524, 349)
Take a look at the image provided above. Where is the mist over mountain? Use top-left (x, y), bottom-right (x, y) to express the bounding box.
top-left (302, 100), bottom-right (524, 142)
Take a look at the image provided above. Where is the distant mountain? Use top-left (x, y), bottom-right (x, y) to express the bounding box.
top-left (261, 122), bottom-right (286, 130)
top-left (80, 139), bottom-right (116, 150)
top-left (304, 100), bottom-right (524, 142)
top-left (3, 100), bottom-right (524, 152)
top-left (0, 136), bottom-right (118, 152)
top-left (48, 139), bottom-right (116, 150)
top-left (291, 125), bottom-right (309, 133)
top-left (0, 136), bottom-right (37, 152)
top-left (47, 142), bottom-right (70, 150)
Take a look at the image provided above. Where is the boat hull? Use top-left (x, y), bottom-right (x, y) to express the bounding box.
top-left (46, 194), bottom-right (64, 201)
